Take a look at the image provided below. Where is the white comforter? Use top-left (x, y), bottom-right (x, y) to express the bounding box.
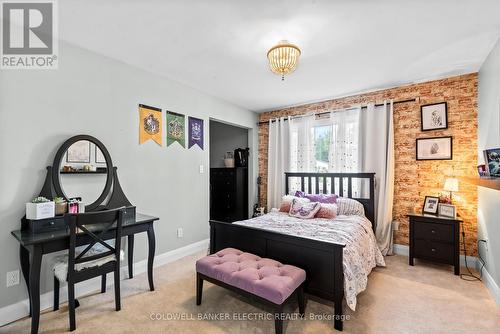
top-left (234, 211), bottom-right (385, 310)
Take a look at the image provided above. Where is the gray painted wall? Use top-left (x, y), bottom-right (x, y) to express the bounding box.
top-left (478, 38), bottom-right (500, 292)
top-left (0, 41), bottom-right (258, 309)
top-left (209, 120), bottom-right (249, 168)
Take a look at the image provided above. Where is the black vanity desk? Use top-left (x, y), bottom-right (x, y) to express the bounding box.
top-left (11, 213), bottom-right (159, 334)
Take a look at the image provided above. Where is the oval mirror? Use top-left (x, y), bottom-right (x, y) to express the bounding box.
top-left (52, 135), bottom-right (113, 211)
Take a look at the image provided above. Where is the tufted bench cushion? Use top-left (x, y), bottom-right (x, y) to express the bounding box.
top-left (196, 248), bottom-right (306, 304)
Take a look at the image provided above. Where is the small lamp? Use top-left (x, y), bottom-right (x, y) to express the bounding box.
top-left (443, 178), bottom-right (459, 203)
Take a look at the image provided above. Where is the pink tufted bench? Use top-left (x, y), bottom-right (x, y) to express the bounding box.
top-left (196, 248), bottom-right (306, 334)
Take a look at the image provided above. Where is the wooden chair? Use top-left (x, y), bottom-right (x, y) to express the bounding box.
top-left (52, 208), bottom-right (125, 331)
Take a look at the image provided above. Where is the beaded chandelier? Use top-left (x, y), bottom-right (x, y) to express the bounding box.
top-left (267, 40), bottom-right (301, 81)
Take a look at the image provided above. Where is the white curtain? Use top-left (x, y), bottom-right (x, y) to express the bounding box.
top-left (289, 115), bottom-right (316, 172)
top-left (267, 117), bottom-right (290, 211)
top-left (361, 101), bottom-right (395, 255)
top-left (328, 107), bottom-right (361, 173)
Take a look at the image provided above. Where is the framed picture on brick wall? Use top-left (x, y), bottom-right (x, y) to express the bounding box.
top-left (416, 136), bottom-right (453, 160)
top-left (420, 102), bottom-right (448, 131)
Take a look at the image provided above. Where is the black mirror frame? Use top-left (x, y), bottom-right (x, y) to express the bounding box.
top-left (52, 135), bottom-right (114, 211)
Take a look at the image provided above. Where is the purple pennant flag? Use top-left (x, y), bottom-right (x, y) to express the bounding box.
top-left (188, 117), bottom-right (204, 149)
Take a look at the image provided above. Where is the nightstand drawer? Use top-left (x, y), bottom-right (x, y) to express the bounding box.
top-left (413, 240), bottom-right (454, 263)
top-left (413, 222), bottom-right (454, 243)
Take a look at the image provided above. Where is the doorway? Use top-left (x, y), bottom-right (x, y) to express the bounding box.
top-left (209, 120), bottom-right (249, 222)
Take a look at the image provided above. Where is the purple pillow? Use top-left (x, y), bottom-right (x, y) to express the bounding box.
top-left (294, 191), bottom-right (337, 204)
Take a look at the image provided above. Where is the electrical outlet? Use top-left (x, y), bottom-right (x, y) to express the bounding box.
top-left (6, 270), bottom-right (20, 287)
top-left (199, 165), bottom-right (204, 173)
top-left (177, 228), bottom-right (183, 238)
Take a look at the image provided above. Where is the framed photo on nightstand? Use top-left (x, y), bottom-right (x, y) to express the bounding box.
top-left (438, 203), bottom-right (456, 219)
top-left (422, 196), bottom-right (439, 215)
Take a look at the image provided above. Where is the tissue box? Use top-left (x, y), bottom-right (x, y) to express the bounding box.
top-left (26, 202), bottom-right (55, 220)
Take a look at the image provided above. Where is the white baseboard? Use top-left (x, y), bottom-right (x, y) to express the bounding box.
top-left (0, 238), bottom-right (209, 327)
top-left (392, 244), bottom-right (478, 268)
top-left (479, 265), bottom-right (500, 306)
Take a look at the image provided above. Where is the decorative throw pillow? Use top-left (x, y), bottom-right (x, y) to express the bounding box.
top-left (336, 197), bottom-right (365, 216)
top-left (294, 191), bottom-right (337, 204)
top-left (315, 203), bottom-right (338, 219)
top-left (279, 195), bottom-right (310, 212)
top-left (289, 199), bottom-right (321, 219)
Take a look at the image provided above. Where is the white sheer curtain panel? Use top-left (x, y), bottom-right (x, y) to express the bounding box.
top-left (267, 117), bottom-right (290, 211)
top-left (360, 101), bottom-right (395, 255)
top-left (289, 115), bottom-right (316, 172)
top-left (328, 107), bottom-right (361, 173)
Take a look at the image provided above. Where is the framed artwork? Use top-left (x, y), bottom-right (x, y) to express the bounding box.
top-left (421, 102), bottom-right (448, 131)
top-left (422, 196), bottom-right (440, 215)
top-left (66, 140), bottom-right (91, 163)
top-left (483, 148), bottom-right (500, 177)
top-left (438, 203), bottom-right (456, 219)
top-left (95, 146), bottom-right (106, 164)
top-left (416, 136), bottom-right (453, 160)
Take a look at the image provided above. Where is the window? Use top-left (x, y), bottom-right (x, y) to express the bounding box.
top-left (289, 109), bottom-right (360, 174)
top-left (313, 125), bottom-right (331, 172)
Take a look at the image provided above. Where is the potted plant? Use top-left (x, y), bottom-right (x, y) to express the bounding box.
top-left (26, 196), bottom-right (55, 220)
top-left (54, 197), bottom-right (67, 216)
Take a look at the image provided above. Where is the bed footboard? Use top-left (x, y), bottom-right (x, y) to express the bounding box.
top-left (209, 220), bottom-right (346, 331)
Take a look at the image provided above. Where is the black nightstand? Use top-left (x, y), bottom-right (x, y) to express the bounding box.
top-left (408, 213), bottom-right (462, 275)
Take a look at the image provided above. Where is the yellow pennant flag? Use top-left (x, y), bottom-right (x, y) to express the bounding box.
top-left (139, 104), bottom-right (163, 146)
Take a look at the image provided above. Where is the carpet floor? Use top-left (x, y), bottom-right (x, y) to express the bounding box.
top-left (1, 252), bottom-right (499, 334)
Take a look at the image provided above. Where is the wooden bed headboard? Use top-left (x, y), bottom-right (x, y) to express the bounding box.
top-left (284, 172), bottom-right (376, 228)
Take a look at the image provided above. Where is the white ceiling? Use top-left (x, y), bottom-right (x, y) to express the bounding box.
top-left (59, 0), bottom-right (500, 112)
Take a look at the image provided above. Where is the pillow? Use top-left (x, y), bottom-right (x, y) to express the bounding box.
top-left (336, 197), bottom-right (365, 216)
top-left (294, 191), bottom-right (337, 204)
top-left (289, 199), bottom-right (321, 219)
top-left (315, 203), bottom-right (338, 219)
top-left (279, 195), bottom-right (310, 213)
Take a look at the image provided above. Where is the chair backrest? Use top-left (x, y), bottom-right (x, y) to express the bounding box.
top-left (65, 207), bottom-right (125, 277)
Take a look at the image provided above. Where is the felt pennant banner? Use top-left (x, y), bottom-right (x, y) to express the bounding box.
top-left (139, 104), bottom-right (163, 146)
top-left (188, 117), bottom-right (204, 150)
top-left (166, 111), bottom-right (186, 147)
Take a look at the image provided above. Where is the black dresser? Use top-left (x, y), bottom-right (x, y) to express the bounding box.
top-left (408, 213), bottom-right (462, 275)
top-left (210, 167), bottom-right (248, 222)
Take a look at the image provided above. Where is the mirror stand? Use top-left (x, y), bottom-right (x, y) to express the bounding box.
top-left (21, 135), bottom-right (135, 231)
top-left (37, 165), bottom-right (132, 210)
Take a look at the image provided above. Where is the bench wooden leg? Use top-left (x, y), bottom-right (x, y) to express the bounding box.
top-left (274, 306), bottom-right (283, 334)
top-left (196, 273), bottom-right (203, 305)
top-left (297, 285), bottom-right (305, 317)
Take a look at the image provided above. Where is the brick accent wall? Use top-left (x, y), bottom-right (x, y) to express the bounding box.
top-left (258, 73), bottom-right (478, 255)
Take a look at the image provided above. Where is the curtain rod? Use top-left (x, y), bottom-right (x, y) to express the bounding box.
top-left (257, 98), bottom-right (417, 125)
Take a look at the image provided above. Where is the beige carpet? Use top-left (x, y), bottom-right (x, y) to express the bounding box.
top-left (2, 252), bottom-right (499, 334)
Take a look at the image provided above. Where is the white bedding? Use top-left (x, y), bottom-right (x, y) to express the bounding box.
top-left (234, 211), bottom-right (385, 310)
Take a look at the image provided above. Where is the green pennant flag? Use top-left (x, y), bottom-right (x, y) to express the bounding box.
top-left (166, 111), bottom-right (185, 147)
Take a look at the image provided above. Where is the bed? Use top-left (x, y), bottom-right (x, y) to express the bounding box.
top-left (209, 172), bottom-right (384, 331)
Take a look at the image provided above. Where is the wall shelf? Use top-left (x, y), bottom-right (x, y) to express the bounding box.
top-left (460, 176), bottom-right (500, 191)
top-left (60, 170), bottom-right (107, 174)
